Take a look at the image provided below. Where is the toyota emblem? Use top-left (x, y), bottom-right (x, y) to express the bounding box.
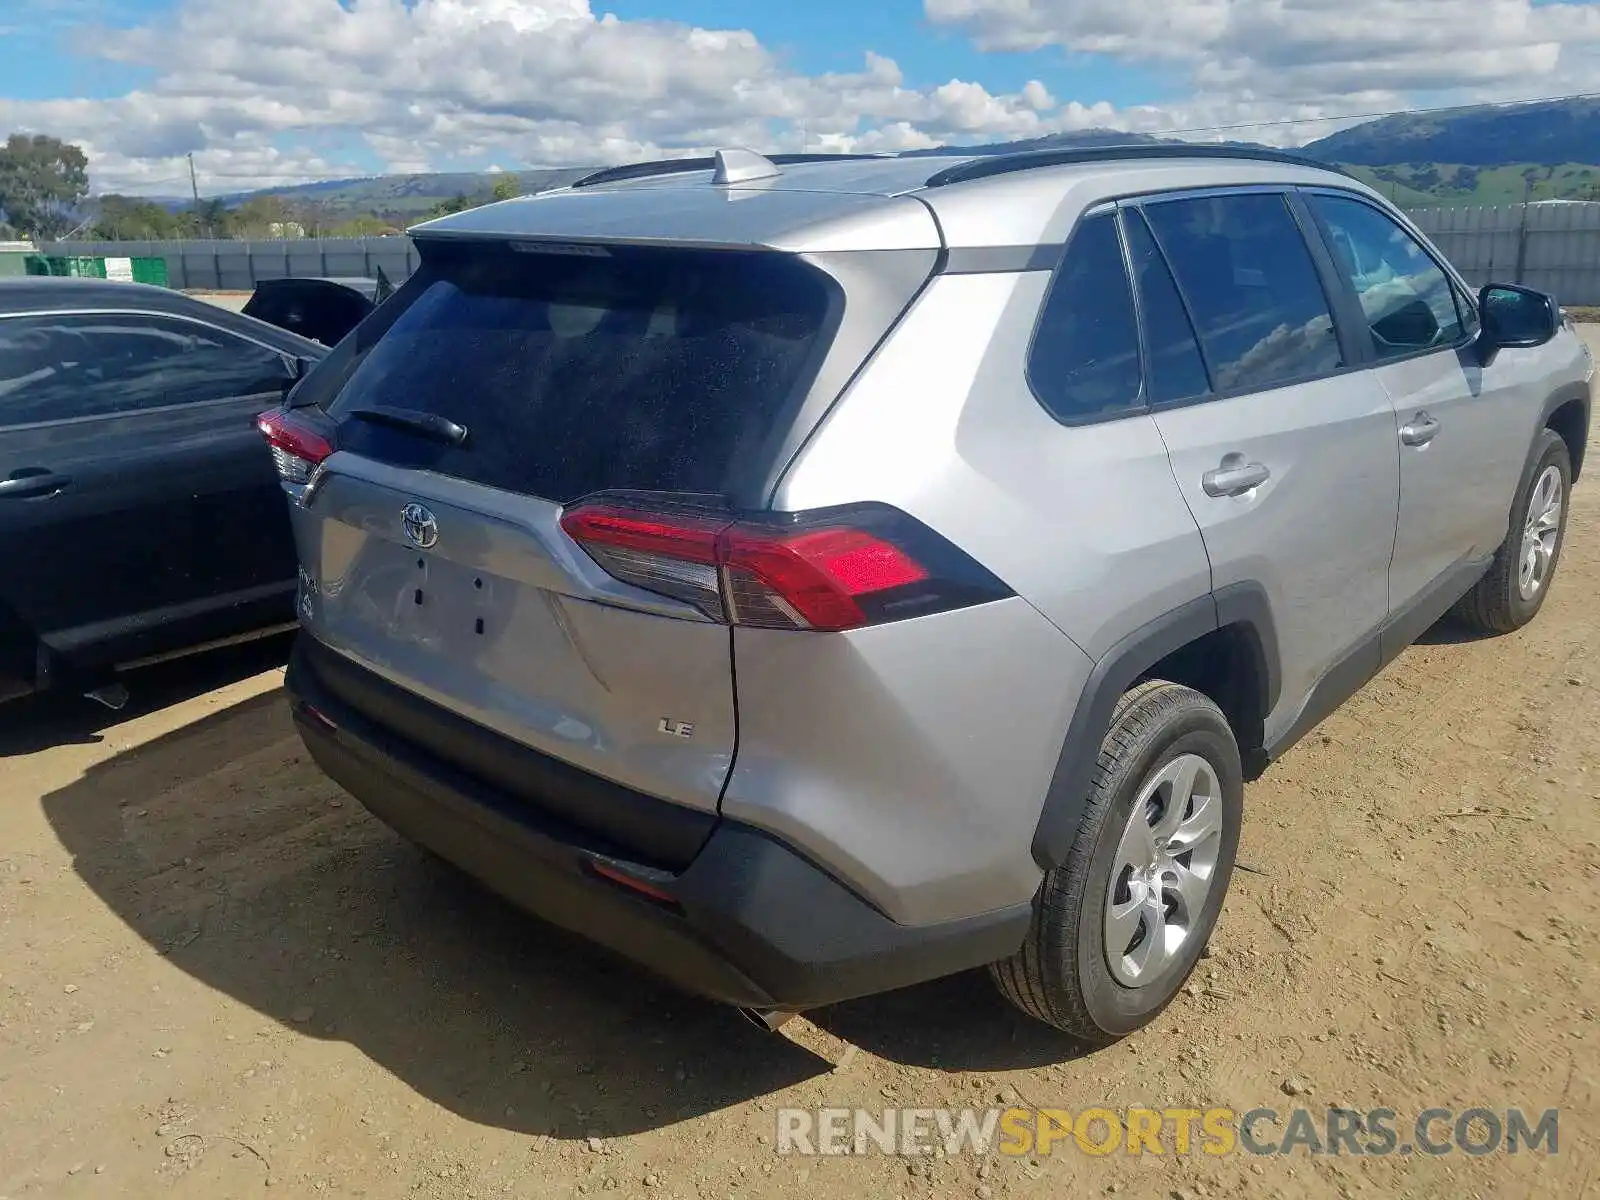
top-left (401, 502), bottom-right (439, 550)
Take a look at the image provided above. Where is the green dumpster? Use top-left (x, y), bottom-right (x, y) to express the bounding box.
top-left (20, 254), bottom-right (168, 286)
top-left (25, 255), bottom-right (108, 278)
top-left (129, 257), bottom-right (169, 286)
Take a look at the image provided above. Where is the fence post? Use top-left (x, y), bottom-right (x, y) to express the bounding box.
top-left (214, 245), bottom-right (223, 289)
top-left (1514, 201), bottom-right (1530, 285)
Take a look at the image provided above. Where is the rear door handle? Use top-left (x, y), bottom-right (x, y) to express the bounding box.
top-left (1399, 413), bottom-right (1440, 447)
top-left (0, 469), bottom-right (71, 499)
top-left (1201, 458), bottom-right (1271, 498)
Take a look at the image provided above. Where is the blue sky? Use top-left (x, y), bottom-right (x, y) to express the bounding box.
top-left (1, 0), bottom-right (1595, 193)
top-left (1, 0), bottom-right (1167, 107)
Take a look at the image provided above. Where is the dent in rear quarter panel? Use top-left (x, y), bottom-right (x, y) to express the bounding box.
top-left (722, 598), bottom-right (1087, 925)
top-left (737, 271), bottom-right (1209, 925)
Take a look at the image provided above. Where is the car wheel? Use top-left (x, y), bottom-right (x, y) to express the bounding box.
top-left (1453, 428), bottom-right (1571, 635)
top-left (991, 680), bottom-right (1242, 1044)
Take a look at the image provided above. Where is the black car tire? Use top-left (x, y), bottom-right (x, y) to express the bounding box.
top-left (1453, 428), bottom-right (1571, 635)
top-left (991, 680), bottom-right (1242, 1044)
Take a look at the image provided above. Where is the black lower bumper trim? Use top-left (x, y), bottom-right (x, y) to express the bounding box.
top-left (287, 636), bottom-right (1031, 1010)
top-left (297, 636), bottom-right (714, 870)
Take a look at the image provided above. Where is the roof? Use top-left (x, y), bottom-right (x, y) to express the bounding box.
top-left (0, 276), bottom-right (207, 315)
top-left (0, 276), bottom-right (326, 355)
top-left (253, 276), bottom-right (381, 301)
top-left (410, 145), bottom-right (1366, 255)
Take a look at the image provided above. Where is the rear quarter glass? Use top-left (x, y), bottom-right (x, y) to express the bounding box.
top-left (326, 241), bottom-right (840, 505)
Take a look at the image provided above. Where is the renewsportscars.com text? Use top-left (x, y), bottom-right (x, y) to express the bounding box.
top-left (775, 1106), bottom-right (1560, 1158)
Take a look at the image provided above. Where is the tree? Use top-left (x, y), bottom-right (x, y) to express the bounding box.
top-left (290, 198), bottom-right (332, 238)
top-left (490, 174), bottom-right (520, 202)
top-left (92, 194), bottom-right (187, 240)
top-left (332, 214), bottom-right (398, 236)
top-left (191, 197), bottom-right (232, 238)
top-left (232, 193), bottom-right (292, 237)
top-left (0, 133), bottom-right (90, 239)
top-left (425, 191), bottom-right (479, 218)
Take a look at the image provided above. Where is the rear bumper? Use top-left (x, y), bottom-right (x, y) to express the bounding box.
top-left (286, 637), bottom-right (1030, 1010)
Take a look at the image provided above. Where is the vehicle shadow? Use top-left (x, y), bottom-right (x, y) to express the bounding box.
top-left (0, 633), bottom-right (295, 757)
top-left (1414, 614), bottom-right (1489, 646)
top-left (40, 688), bottom-right (1084, 1140)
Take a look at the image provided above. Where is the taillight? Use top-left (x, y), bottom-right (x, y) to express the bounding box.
top-left (256, 408), bottom-right (333, 485)
top-left (560, 499), bottom-right (1010, 632)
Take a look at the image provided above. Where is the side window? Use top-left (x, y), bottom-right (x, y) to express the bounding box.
top-left (1027, 212), bottom-right (1142, 421)
top-left (1307, 193), bottom-right (1464, 358)
top-left (0, 317), bottom-right (86, 426)
top-left (1143, 193), bottom-right (1343, 394)
top-left (1125, 209), bottom-right (1211, 405)
top-left (0, 313), bottom-right (289, 426)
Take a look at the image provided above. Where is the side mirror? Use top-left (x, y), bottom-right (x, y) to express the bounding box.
top-left (1478, 283), bottom-right (1559, 355)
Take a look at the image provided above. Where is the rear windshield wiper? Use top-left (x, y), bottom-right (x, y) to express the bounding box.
top-left (345, 405), bottom-right (469, 447)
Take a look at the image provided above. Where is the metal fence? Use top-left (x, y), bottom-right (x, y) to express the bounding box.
top-left (1409, 203), bottom-right (1600, 306)
top-left (36, 237), bottom-right (420, 291)
top-left (39, 202), bottom-right (1600, 305)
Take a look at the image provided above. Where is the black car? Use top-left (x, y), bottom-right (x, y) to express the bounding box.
top-left (0, 278), bottom-right (327, 705)
top-left (241, 274), bottom-right (394, 346)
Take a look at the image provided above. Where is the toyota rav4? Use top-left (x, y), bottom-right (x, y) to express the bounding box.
top-left (261, 146), bottom-right (1592, 1043)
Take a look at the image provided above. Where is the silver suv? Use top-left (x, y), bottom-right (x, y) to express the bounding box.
top-left (264, 145), bottom-right (1592, 1043)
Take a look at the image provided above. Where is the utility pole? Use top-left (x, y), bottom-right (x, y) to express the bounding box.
top-left (187, 152), bottom-right (207, 237)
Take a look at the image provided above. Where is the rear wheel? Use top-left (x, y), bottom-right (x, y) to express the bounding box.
top-left (991, 680), bottom-right (1242, 1044)
top-left (1453, 428), bottom-right (1571, 635)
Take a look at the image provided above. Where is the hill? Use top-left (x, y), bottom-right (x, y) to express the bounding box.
top-left (227, 167), bottom-right (593, 218)
top-left (1302, 98), bottom-right (1600, 168)
top-left (121, 97), bottom-right (1600, 223)
top-left (1340, 161), bottom-right (1600, 206)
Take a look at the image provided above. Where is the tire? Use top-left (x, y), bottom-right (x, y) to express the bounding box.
top-left (991, 680), bottom-right (1242, 1044)
top-left (1453, 428), bottom-right (1571, 635)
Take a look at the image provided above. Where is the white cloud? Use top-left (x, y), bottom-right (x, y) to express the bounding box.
top-left (3, 0), bottom-right (1107, 192)
top-left (1, 0), bottom-right (1595, 195)
top-left (925, 0), bottom-right (1600, 106)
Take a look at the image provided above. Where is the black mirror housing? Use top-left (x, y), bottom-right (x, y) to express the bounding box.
top-left (1478, 283), bottom-right (1560, 353)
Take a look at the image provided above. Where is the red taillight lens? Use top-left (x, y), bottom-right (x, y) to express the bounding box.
top-left (558, 505), bottom-right (730, 619)
top-left (719, 526), bottom-right (929, 631)
top-left (257, 409), bottom-right (333, 485)
top-left (560, 500), bottom-right (1004, 633)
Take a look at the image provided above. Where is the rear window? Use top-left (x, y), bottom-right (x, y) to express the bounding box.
top-left (327, 242), bottom-right (837, 503)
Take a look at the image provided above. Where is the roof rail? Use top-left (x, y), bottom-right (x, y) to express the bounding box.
top-left (923, 144), bottom-right (1347, 189)
top-left (571, 152), bottom-right (889, 189)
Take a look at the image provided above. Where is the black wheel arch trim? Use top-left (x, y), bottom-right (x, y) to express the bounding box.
top-left (1030, 582), bottom-right (1280, 869)
top-left (1541, 380), bottom-right (1590, 481)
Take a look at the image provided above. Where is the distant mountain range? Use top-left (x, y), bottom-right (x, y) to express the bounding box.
top-left (141, 97), bottom-right (1600, 217)
top-left (1304, 98), bottom-right (1600, 166)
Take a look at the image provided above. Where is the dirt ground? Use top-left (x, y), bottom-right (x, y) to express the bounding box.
top-left (2, 345), bottom-right (1598, 1200)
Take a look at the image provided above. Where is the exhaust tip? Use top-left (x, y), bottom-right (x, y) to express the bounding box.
top-left (739, 1007), bottom-right (799, 1034)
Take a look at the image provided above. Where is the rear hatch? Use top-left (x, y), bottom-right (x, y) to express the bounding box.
top-left (243, 278), bottom-right (376, 346)
top-left (273, 237), bottom-right (849, 866)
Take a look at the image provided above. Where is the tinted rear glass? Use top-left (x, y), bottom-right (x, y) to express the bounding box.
top-left (327, 242), bottom-right (836, 503)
